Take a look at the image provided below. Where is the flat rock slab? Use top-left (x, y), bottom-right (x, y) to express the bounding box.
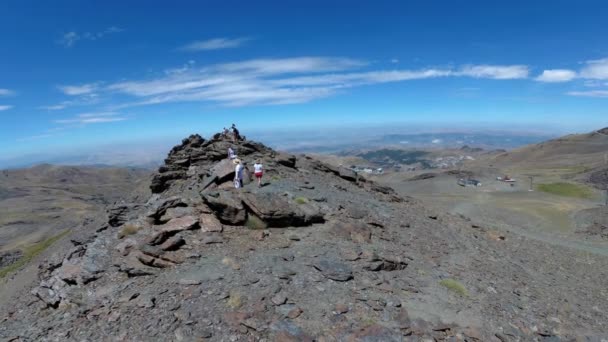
top-left (148, 216), bottom-right (199, 245)
top-left (241, 192), bottom-right (324, 228)
top-left (200, 213), bottom-right (224, 232)
top-left (313, 259), bottom-right (353, 282)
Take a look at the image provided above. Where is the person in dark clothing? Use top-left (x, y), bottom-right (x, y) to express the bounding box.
top-left (231, 124), bottom-right (241, 142)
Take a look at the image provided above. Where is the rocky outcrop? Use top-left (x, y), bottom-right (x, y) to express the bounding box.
top-left (6, 131), bottom-right (607, 342)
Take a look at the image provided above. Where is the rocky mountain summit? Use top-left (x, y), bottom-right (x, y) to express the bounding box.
top-left (1, 133), bottom-right (607, 341)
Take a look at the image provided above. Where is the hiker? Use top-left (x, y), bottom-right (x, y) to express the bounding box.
top-left (233, 159), bottom-right (244, 188)
top-left (228, 147), bottom-right (236, 160)
top-left (231, 124), bottom-right (240, 142)
top-left (222, 127), bottom-right (229, 138)
top-left (253, 160), bottom-right (263, 187)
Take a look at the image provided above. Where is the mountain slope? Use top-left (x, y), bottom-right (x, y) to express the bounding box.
top-left (488, 128), bottom-right (608, 169)
top-left (1, 133), bottom-right (607, 340)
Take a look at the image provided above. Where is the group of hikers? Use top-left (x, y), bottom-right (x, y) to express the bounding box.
top-left (222, 124), bottom-right (241, 143)
top-left (225, 125), bottom-right (263, 188)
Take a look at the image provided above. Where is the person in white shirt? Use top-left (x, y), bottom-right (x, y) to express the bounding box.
top-left (228, 147), bottom-right (236, 159)
top-left (253, 160), bottom-right (263, 187)
top-left (234, 159), bottom-right (244, 188)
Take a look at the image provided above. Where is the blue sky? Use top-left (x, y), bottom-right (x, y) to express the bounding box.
top-left (1, 0), bottom-right (608, 160)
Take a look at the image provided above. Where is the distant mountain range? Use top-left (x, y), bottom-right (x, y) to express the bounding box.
top-left (0, 129), bottom-right (557, 170)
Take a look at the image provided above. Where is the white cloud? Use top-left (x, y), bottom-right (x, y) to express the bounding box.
top-left (0, 88), bottom-right (15, 96)
top-left (85, 57), bottom-right (530, 108)
top-left (179, 37), bottom-right (250, 51)
top-left (39, 102), bottom-right (70, 110)
top-left (567, 90), bottom-right (608, 98)
top-left (431, 139), bottom-right (442, 144)
top-left (58, 83), bottom-right (99, 95)
top-left (579, 58), bottom-right (608, 80)
top-left (0, 105), bottom-right (13, 111)
top-left (59, 27), bottom-right (124, 47)
top-left (457, 65), bottom-right (529, 79)
top-left (55, 112), bottom-right (127, 124)
top-left (535, 69), bottom-right (577, 82)
top-left (391, 58), bottom-right (399, 64)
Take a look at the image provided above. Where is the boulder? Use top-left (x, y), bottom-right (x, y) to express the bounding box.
top-left (150, 171), bottom-right (186, 193)
top-left (107, 203), bottom-right (141, 227)
top-left (338, 167), bottom-right (357, 182)
top-left (147, 216), bottom-right (199, 245)
top-left (275, 153), bottom-right (297, 168)
top-left (200, 213), bottom-right (224, 232)
top-left (159, 207), bottom-right (195, 222)
top-left (146, 196), bottom-right (187, 220)
top-left (202, 191), bottom-right (247, 225)
top-left (240, 192), bottom-right (324, 228)
top-left (160, 236), bottom-right (186, 251)
top-left (210, 159), bottom-right (237, 184)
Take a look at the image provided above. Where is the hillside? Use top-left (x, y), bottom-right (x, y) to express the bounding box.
top-left (0, 133), bottom-right (607, 340)
top-left (0, 165), bottom-right (150, 266)
top-left (488, 128), bottom-right (608, 170)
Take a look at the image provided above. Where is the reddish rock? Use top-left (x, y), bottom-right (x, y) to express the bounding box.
top-left (147, 216), bottom-right (199, 245)
top-left (287, 307), bottom-right (303, 319)
top-left (200, 213), bottom-right (223, 232)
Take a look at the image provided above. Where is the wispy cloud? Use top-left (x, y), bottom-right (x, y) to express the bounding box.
top-left (55, 112), bottom-right (128, 124)
top-left (567, 90), bottom-right (608, 98)
top-left (59, 26), bottom-right (124, 47)
top-left (58, 83), bottom-right (99, 96)
top-left (39, 102), bottom-right (72, 110)
top-left (101, 57), bottom-right (528, 108)
top-left (0, 105), bottom-right (13, 111)
top-left (579, 58), bottom-right (608, 80)
top-left (535, 69), bottom-right (577, 82)
top-left (0, 88), bottom-right (15, 96)
top-left (178, 37), bottom-right (250, 51)
top-left (457, 65), bottom-right (529, 79)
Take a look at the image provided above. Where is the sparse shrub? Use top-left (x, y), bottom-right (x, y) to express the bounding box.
top-left (295, 197), bottom-right (309, 204)
top-left (227, 290), bottom-right (243, 308)
top-left (271, 175), bottom-right (280, 181)
top-left (439, 278), bottom-right (469, 297)
top-left (246, 214), bottom-right (267, 230)
top-left (118, 224), bottom-right (140, 239)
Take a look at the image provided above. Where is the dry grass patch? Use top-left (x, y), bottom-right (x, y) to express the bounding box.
top-left (439, 278), bottom-right (469, 297)
top-left (245, 214), bottom-right (267, 230)
top-left (118, 224), bottom-right (140, 239)
top-left (227, 290), bottom-right (244, 309)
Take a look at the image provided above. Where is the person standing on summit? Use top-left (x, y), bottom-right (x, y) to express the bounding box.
top-left (253, 160), bottom-right (263, 187)
top-left (233, 159), bottom-right (244, 188)
top-left (231, 124), bottom-right (240, 143)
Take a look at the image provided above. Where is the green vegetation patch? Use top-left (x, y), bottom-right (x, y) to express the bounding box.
top-left (246, 214), bottom-right (268, 230)
top-left (536, 182), bottom-right (594, 199)
top-left (294, 197), bottom-right (309, 204)
top-left (439, 278), bottom-right (469, 297)
top-left (0, 230), bottom-right (70, 279)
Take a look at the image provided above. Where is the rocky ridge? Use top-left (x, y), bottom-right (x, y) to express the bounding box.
top-left (1, 133), bottom-right (607, 341)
